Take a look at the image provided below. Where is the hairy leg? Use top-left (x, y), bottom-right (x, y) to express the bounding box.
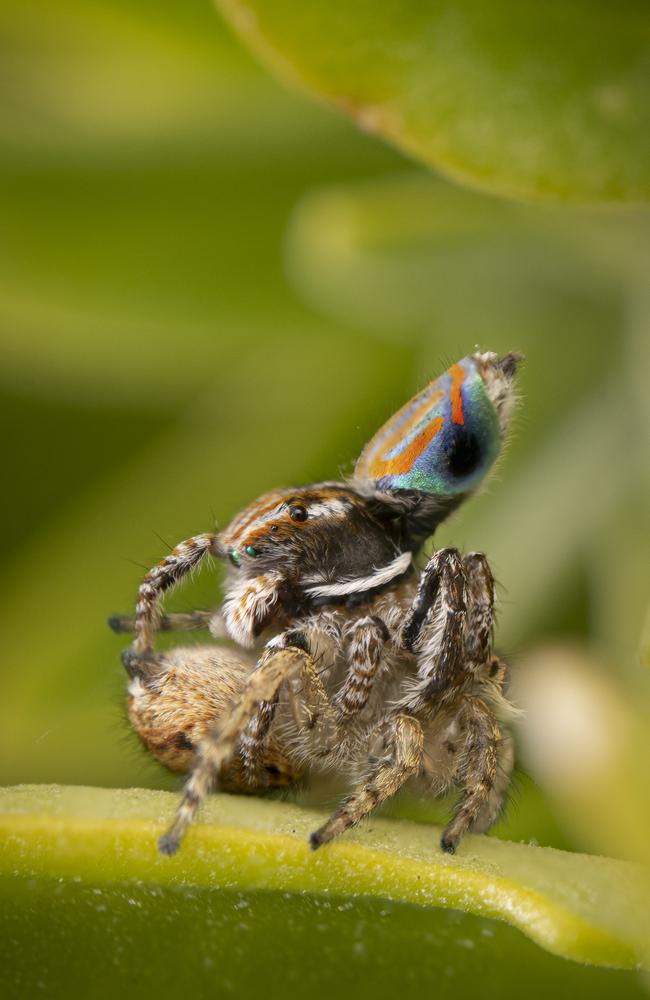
top-left (335, 615), bottom-right (389, 718)
top-left (109, 609), bottom-right (219, 635)
top-left (400, 548), bottom-right (468, 711)
top-left (128, 533), bottom-right (222, 656)
top-left (471, 729), bottom-right (514, 834)
top-left (281, 636), bottom-right (340, 760)
top-left (238, 630), bottom-right (338, 780)
top-left (482, 654), bottom-right (509, 692)
top-left (309, 714), bottom-right (423, 849)
top-left (440, 696), bottom-right (511, 853)
top-left (158, 635), bottom-right (336, 855)
top-left (126, 644), bottom-right (295, 786)
top-left (462, 552), bottom-right (495, 669)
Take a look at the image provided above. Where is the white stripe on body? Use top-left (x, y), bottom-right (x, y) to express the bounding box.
top-left (304, 552), bottom-right (412, 598)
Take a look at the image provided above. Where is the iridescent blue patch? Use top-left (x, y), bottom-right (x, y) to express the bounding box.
top-left (355, 356), bottom-right (501, 496)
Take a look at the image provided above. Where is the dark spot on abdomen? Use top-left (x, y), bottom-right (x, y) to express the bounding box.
top-left (173, 731), bottom-right (194, 752)
top-left (446, 429), bottom-right (481, 478)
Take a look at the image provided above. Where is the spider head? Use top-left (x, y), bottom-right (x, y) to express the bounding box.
top-left (218, 484), bottom-right (407, 593)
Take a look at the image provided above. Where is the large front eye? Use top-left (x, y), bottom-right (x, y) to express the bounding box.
top-left (289, 504), bottom-right (308, 522)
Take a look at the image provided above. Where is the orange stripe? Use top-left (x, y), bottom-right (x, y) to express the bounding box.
top-left (359, 389), bottom-right (443, 480)
top-left (370, 415), bottom-right (444, 479)
top-left (229, 491), bottom-right (287, 535)
top-left (448, 363), bottom-right (465, 425)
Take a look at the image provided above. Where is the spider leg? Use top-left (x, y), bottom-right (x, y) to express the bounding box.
top-left (440, 696), bottom-right (513, 853)
top-left (127, 642), bottom-right (302, 788)
top-left (158, 633), bottom-right (334, 855)
top-left (238, 695), bottom-right (279, 785)
top-left (472, 728), bottom-right (514, 833)
top-left (465, 554), bottom-right (516, 715)
top-left (129, 533), bottom-right (221, 657)
top-left (400, 548), bottom-right (468, 711)
top-left (335, 615), bottom-right (389, 718)
top-left (282, 637), bottom-right (340, 761)
top-left (238, 630), bottom-right (338, 780)
top-left (240, 664), bottom-right (339, 782)
top-left (462, 552), bottom-right (495, 668)
top-left (483, 654), bottom-right (510, 693)
top-left (108, 609), bottom-right (221, 635)
top-left (309, 714), bottom-right (423, 849)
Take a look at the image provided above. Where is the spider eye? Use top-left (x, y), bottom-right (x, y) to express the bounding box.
top-left (228, 549), bottom-right (241, 567)
top-left (289, 505), bottom-right (308, 522)
top-left (244, 545), bottom-right (259, 557)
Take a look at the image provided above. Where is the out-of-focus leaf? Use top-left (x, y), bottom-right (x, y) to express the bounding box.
top-left (513, 646), bottom-right (650, 868)
top-left (1, 784), bottom-right (648, 974)
top-left (217, 0), bottom-right (650, 202)
top-left (286, 173), bottom-right (650, 339)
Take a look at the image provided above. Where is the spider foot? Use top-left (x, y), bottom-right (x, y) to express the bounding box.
top-left (120, 646), bottom-right (158, 678)
top-left (157, 832), bottom-right (181, 856)
top-left (439, 831), bottom-right (457, 854)
top-left (309, 829), bottom-right (327, 852)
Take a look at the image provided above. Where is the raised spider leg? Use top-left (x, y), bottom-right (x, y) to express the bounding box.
top-left (309, 714), bottom-right (423, 849)
top-left (462, 552), bottom-right (496, 668)
top-left (129, 533), bottom-right (221, 657)
top-left (158, 633), bottom-right (337, 855)
top-left (440, 696), bottom-right (513, 853)
top-left (335, 615), bottom-right (389, 718)
top-left (108, 609), bottom-right (222, 636)
top-left (400, 548), bottom-right (468, 711)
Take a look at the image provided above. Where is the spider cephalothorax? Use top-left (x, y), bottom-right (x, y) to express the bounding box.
top-left (111, 349), bottom-right (521, 857)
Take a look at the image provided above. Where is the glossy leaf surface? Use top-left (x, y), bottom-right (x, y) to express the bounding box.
top-left (1, 785), bottom-right (648, 975)
top-left (218, 0), bottom-right (650, 202)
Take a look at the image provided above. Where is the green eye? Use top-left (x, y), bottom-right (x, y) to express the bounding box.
top-left (244, 545), bottom-right (258, 557)
top-left (228, 549), bottom-right (241, 567)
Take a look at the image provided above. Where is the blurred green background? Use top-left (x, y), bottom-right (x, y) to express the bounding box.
top-left (1, 0), bottom-right (649, 860)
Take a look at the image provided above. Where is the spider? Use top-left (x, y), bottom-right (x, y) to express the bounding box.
top-left (110, 350), bottom-right (521, 857)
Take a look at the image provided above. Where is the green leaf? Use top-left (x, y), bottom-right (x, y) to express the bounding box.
top-left (217, 0), bottom-right (650, 202)
top-left (1, 784), bottom-right (648, 978)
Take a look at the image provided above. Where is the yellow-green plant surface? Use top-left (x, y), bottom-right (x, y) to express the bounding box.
top-left (1, 785), bottom-right (648, 999)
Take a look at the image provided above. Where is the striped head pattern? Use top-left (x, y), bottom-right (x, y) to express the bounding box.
top-left (220, 485), bottom-right (365, 572)
top-left (217, 484), bottom-right (412, 640)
